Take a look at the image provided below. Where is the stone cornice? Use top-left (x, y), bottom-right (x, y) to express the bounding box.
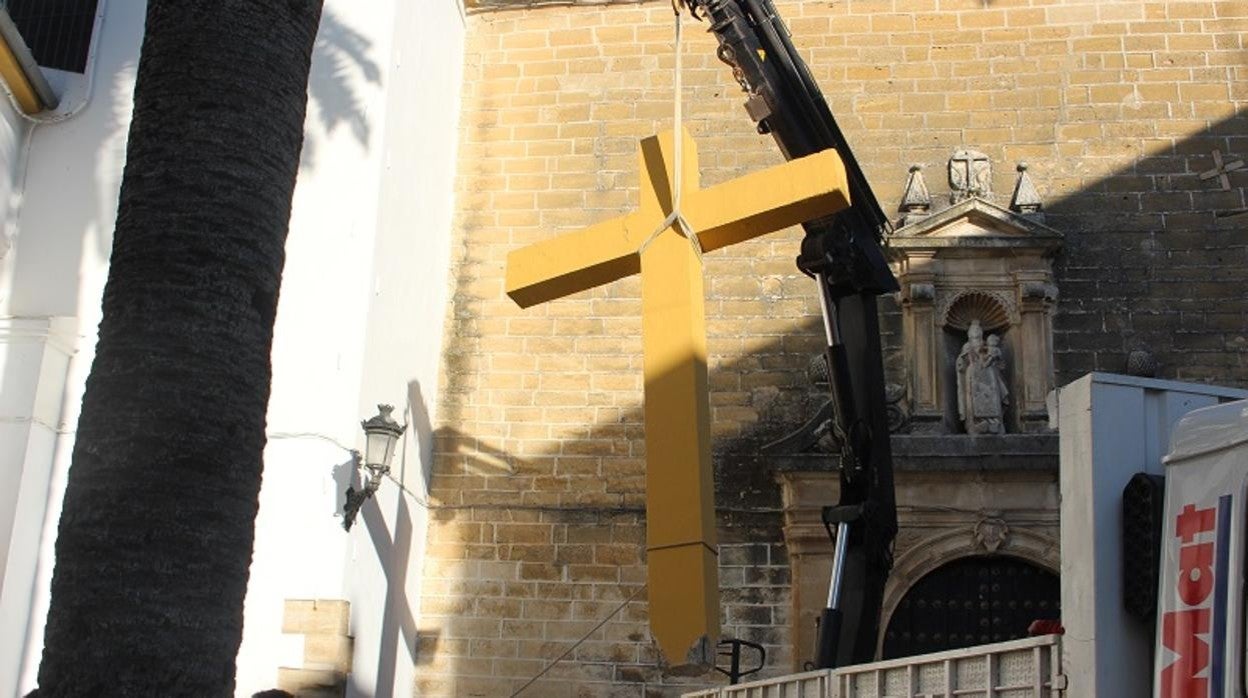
top-left (0, 316), bottom-right (80, 356)
top-left (769, 433), bottom-right (1059, 473)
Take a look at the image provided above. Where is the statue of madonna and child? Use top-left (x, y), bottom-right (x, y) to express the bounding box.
top-left (956, 320), bottom-right (1010, 435)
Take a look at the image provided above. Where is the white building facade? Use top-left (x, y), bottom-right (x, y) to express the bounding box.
top-left (0, 1), bottom-right (465, 696)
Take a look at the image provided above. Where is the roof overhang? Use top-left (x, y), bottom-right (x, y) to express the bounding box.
top-left (0, 9), bottom-right (57, 114)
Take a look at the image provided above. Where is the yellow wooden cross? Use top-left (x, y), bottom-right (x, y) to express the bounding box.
top-left (506, 128), bottom-right (850, 664)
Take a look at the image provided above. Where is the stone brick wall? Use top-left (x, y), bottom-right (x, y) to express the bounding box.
top-left (420, 1), bottom-right (1248, 695)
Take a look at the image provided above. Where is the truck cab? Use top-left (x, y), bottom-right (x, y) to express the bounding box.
top-left (1155, 399), bottom-right (1248, 698)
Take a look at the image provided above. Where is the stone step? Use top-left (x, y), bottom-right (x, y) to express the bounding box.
top-left (276, 667), bottom-right (345, 698)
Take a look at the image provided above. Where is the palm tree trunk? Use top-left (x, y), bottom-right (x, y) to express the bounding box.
top-left (31, 2), bottom-right (322, 695)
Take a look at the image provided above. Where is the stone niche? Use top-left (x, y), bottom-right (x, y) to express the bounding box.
top-left (891, 161), bottom-right (1062, 434)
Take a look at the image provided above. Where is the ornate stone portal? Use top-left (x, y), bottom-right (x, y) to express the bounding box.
top-left (769, 151), bottom-right (1064, 668)
top-left (777, 469), bottom-right (1059, 666)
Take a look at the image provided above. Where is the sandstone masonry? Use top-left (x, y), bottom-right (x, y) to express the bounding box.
top-left (421, 1), bottom-right (1248, 695)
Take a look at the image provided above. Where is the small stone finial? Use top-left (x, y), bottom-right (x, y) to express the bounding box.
top-left (899, 164), bottom-right (932, 226)
top-left (1010, 162), bottom-right (1045, 221)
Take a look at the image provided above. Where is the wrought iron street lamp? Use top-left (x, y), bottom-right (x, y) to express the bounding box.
top-left (342, 404), bottom-right (405, 530)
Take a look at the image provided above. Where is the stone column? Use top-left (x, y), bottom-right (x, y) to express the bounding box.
top-left (1016, 274), bottom-right (1056, 430)
top-left (902, 268), bottom-right (941, 432)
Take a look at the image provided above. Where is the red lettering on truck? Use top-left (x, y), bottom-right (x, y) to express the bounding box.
top-left (1162, 609), bottom-right (1211, 698)
top-left (1178, 543), bottom-right (1214, 606)
top-left (1177, 504), bottom-right (1216, 544)
top-left (1160, 504), bottom-right (1217, 698)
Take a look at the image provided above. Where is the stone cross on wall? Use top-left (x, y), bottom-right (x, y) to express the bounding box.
top-left (949, 149), bottom-right (991, 202)
top-left (1199, 149), bottom-right (1244, 191)
top-left (505, 127), bottom-right (850, 663)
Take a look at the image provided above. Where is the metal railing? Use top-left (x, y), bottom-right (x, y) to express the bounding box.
top-left (684, 635), bottom-right (1066, 698)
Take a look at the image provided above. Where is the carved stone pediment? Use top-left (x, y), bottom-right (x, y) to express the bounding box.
top-left (890, 197), bottom-right (1062, 255)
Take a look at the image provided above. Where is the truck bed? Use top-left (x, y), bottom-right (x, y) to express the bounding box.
top-left (683, 634), bottom-right (1065, 698)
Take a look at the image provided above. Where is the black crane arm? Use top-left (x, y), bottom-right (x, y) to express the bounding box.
top-left (689, 0), bottom-right (900, 669)
top-left (692, 0), bottom-right (896, 296)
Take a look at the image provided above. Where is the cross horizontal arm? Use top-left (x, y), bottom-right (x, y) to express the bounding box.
top-left (685, 148), bottom-right (851, 253)
top-left (505, 215), bottom-right (643, 308)
top-left (505, 141), bottom-right (851, 309)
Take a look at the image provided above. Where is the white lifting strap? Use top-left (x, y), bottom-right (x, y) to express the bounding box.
top-left (637, 0), bottom-right (705, 262)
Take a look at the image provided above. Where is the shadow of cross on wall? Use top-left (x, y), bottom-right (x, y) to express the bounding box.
top-left (359, 492), bottom-right (419, 696)
top-left (504, 126), bottom-right (851, 665)
top-left (353, 379), bottom-right (444, 695)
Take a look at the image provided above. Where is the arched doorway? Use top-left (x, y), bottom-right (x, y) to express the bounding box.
top-left (882, 555), bottom-right (1059, 659)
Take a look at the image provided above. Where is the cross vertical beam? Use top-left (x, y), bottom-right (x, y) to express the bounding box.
top-left (637, 132), bottom-right (719, 660)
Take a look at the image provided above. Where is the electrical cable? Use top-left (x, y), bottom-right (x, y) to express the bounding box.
top-left (509, 584), bottom-right (648, 697)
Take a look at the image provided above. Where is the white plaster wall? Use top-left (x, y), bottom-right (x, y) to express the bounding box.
top-left (0, 70), bottom-right (36, 612)
top-left (0, 0), bottom-right (463, 694)
top-left (0, 88), bottom-right (38, 669)
top-left (236, 1), bottom-right (397, 692)
top-left (237, 0), bottom-right (465, 696)
top-left (0, 90), bottom-right (29, 310)
top-left (344, 0), bottom-right (465, 694)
